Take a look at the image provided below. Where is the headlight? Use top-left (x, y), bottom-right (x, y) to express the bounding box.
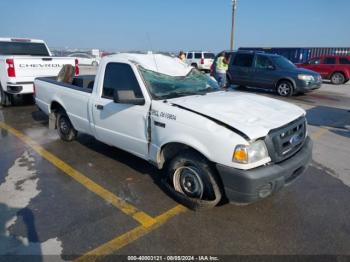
top-left (298, 74), bottom-right (314, 81)
top-left (233, 140), bottom-right (269, 164)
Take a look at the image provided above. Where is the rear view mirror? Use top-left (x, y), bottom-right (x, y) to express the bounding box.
top-left (113, 90), bottom-right (145, 105)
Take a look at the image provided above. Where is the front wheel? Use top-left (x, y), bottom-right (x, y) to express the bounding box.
top-left (331, 72), bottom-right (345, 85)
top-left (165, 150), bottom-right (222, 210)
top-left (56, 110), bottom-right (77, 141)
top-left (276, 80), bottom-right (294, 97)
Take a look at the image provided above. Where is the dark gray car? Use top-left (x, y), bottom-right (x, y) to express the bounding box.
top-left (225, 51), bottom-right (322, 96)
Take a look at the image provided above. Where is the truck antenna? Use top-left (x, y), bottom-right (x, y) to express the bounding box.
top-left (146, 33), bottom-right (159, 72)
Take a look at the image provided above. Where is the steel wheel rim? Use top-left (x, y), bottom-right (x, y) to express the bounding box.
top-left (278, 83), bottom-right (290, 96)
top-left (59, 117), bottom-right (70, 135)
top-left (173, 166), bottom-right (204, 199)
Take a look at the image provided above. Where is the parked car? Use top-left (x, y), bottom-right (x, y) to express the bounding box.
top-left (226, 51), bottom-right (322, 96)
top-left (185, 51), bottom-right (215, 72)
top-left (68, 53), bottom-right (100, 66)
top-left (0, 37), bottom-right (78, 106)
top-left (297, 56), bottom-right (350, 85)
top-left (35, 53), bottom-right (312, 209)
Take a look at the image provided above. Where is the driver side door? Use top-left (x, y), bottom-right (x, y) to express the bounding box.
top-left (91, 62), bottom-right (150, 159)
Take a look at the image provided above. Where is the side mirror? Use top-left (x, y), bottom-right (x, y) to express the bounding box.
top-left (113, 90), bottom-right (145, 105)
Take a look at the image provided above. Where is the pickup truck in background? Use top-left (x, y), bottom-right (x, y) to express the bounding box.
top-left (0, 38), bottom-right (79, 106)
top-left (297, 56), bottom-right (350, 85)
top-left (35, 53), bottom-right (312, 209)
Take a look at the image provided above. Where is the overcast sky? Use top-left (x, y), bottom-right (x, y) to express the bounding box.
top-left (0, 0), bottom-right (349, 52)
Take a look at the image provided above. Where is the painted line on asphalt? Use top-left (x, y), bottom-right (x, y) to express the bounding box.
top-left (0, 122), bottom-right (156, 227)
top-left (74, 205), bottom-right (187, 262)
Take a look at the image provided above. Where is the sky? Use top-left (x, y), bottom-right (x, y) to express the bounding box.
top-left (0, 0), bottom-right (349, 52)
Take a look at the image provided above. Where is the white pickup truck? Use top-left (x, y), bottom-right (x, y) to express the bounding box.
top-left (0, 38), bottom-right (78, 106)
top-left (35, 53), bottom-right (312, 209)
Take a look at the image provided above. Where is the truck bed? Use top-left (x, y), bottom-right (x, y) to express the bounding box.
top-left (35, 75), bottom-right (97, 136)
top-left (36, 75), bottom-right (95, 93)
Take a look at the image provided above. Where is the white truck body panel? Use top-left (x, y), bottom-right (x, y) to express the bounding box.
top-left (35, 53), bottom-right (306, 171)
top-left (168, 91), bottom-right (305, 139)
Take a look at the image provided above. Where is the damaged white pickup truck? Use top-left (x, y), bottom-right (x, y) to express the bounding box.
top-left (34, 53), bottom-right (312, 209)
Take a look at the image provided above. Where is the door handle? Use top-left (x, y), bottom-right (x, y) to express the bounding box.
top-left (95, 104), bottom-right (104, 110)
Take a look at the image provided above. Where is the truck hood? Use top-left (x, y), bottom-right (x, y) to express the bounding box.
top-left (168, 91), bottom-right (305, 140)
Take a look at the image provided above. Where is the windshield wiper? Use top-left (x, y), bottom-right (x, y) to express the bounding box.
top-left (161, 91), bottom-right (203, 99)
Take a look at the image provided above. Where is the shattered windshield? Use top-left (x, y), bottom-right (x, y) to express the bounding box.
top-left (139, 67), bottom-right (220, 99)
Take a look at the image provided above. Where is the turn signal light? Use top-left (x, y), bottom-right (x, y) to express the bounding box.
top-left (233, 146), bottom-right (248, 163)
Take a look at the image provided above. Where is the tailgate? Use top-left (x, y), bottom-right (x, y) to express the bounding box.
top-left (13, 57), bottom-right (75, 77)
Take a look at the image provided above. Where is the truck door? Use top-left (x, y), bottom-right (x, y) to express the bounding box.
top-left (91, 62), bottom-right (149, 159)
top-left (229, 53), bottom-right (254, 86)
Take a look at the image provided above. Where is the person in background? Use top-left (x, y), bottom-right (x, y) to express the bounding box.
top-left (178, 51), bottom-right (186, 62)
top-left (215, 52), bottom-right (229, 89)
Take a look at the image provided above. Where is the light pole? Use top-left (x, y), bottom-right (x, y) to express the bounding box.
top-left (230, 0), bottom-right (237, 51)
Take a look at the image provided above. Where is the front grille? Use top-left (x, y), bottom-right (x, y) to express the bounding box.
top-left (265, 117), bottom-right (306, 163)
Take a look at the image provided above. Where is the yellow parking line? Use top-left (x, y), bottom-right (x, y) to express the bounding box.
top-left (74, 205), bottom-right (187, 262)
top-left (0, 122), bottom-right (156, 227)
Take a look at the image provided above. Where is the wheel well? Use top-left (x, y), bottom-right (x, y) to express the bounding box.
top-left (158, 142), bottom-right (206, 169)
top-left (50, 101), bottom-right (65, 114)
top-left (276, 78), bottom-right (294, 89)
top-left (331, 71), bottom-right (346, 77)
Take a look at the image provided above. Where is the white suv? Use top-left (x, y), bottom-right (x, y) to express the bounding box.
top-left (185, 51), bottom-right (215, 72)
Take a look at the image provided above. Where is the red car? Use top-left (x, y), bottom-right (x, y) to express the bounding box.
top-left (297, 55), bottom-right (350, 85)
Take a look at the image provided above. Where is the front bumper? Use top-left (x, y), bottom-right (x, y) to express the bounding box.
top-left (216, 137), bottom-right (313, 204)
top-left (295, 79), bottom-right (322, 92)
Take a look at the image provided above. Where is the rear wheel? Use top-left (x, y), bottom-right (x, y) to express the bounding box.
top-left (191, 63), bottom-right (198, 69)
top-left (0, 85), bottom-right (12, 106)
top-left (56, 110), bottom-right (77, 141)
top-left (164, 150), bottom-right (222, 210)
top-left (331, 72), bottom-right (345, 85)
top-left (277, 80), bottom-right (294, 97)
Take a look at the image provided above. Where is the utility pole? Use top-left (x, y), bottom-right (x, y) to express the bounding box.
top-left (230, 0), bottom-right (237, 51)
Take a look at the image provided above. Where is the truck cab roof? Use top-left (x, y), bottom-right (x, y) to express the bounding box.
top-left (106, 53), bottom-right (192, 76)
top-left (0, 37), bottom-right (46, 43)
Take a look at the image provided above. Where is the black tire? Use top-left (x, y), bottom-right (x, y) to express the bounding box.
top-left (330, 72), bottom-right (345, 85)
top-left (276, 80), bottom-right (294, 97)
top-left (164, 150), bottom-right (223, 210)
top-left (191, 63), bottom-right (198, 69)
top-left (56, 110), bottom-right (77, 141)
top-left (0, 85), bottom-right (12, 106)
